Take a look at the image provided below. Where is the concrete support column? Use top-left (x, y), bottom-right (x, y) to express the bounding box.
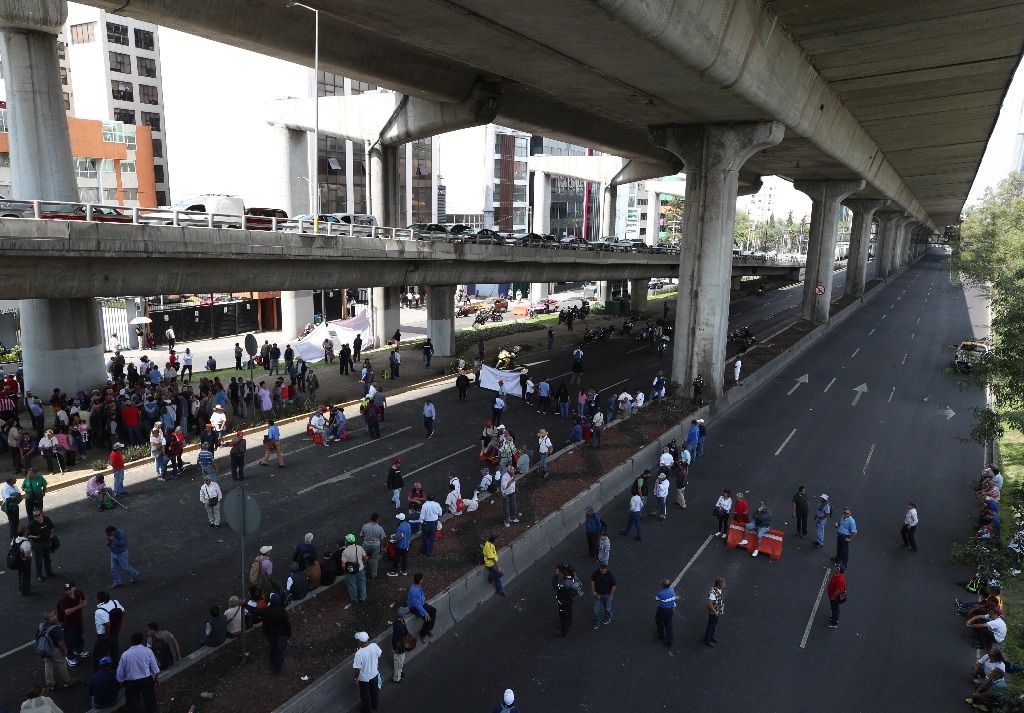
top-left (371, 286), bottom-right (401, 350)
top-left (842, 199), bottom-right (888, 297)
top-left (876, 211), bottom-right (904, 278)
top-left (730, 276), bottom-right (743, 291)
top-left (650, 121), bottom-right (784, 399)
top-left (597, 281), bottom-right (613, 304)
top-left (646, 195), bottom-right (659, 247)
top-left (369, 143), bottom-right (401, 227)
top-left (3, 0), bottom-right (106, 394)
top-left (898, 223), bottom-right (916, 266)
top-left (268, 125), bottom-right (309, 217)
top-left (629, 279), bottom-right (647, 313)
top-left (280, 290), bottom-right (314, 340)
top-left (532, 171), bottom-right (551, 235)
top-left (600, 183), bottom-right (616, 236)
top-left (426, 284), bottom-right (455, 358)
top-left (530, 283), bottom-right (550, 300)
top-left (794, 180), bottom-right (864, 322)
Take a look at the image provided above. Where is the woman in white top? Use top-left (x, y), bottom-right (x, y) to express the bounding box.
top-left (37, 430), bottom-right (60, 475)
top-left (150, 426), bottom-right (167, 480)
top-left (714, 488), bottom-right (734, 538)
top-left (525, 378), bottom-right (536, 405)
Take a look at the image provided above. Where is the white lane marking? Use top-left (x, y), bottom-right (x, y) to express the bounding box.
top-left (299, 443), bottom-right (421, 494)
top-left (916, 318), bottom-right (920, 324)
top-left (823, 378), bottom-right (836, 393)
top-left (0, 640), bottom-right (33, 660)
top-left (800, 568), bottom-right (833, 649)
top-left (328, 427), bottom-right (412, 458)
top-left (863, 443), bottom-right (876, 474)
top-left (910, 333), bottom-right (915, 340)
top-left (881, 314), bottom-right (886, 319)
top-left (775, 428), bottom-right (797, 456)
top-left (671, 533), bottom-right (716, 588)
top-left (521, 360), bottom-right (548, 367)
top-left (901, 353), bottom-right (907, 365)
top-left (602, 379), bottom-right (629, 392)
top-left (868, 329), bottom-right (875, 335)
top-left (404, 445), bottom-right (478, 477)
top-left (888, 387), bottom-right (895, 403)
top-left (891, 304), bottom-right (896, 309)
top-left (851, 348), bottom-right (860, 358)
top-left (627, 346), bottom-right (648, 354)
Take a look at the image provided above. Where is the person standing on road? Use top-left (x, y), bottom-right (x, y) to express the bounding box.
top-left (12, 526), bottom-right (32, 595)
top-left (108, 443), bottom-right (126, 497)
top-left (537, 378), bottom-right (551, 415)
top-left (675, 448), bottom-right (691, 509)
top-left (704, 578), bottom-right (726, 646)
top-left (832, 506), bottom-right (858, 569)
top-left (27, 508), bottom-right (55, 581)
top-left (340, 534), bottom-right (368, 609)
top-left (385, 459), bottom-right (403, 510)
top-left (106, 525), bottom-right (141, 588)
top-left (116, 631), bottom-right (160, 713)
top-left (423, 400), bottom-right (436, 439)
top-left (584, 506), bottom-right (603, 558)
top-left (21, 467), bottom-right (46, 514)
top-left (826, 564), bottom-right (846, 628)
top-left (456, 372), bottom-right (470, 401)
top-left (199, 475), bottom-right (222, 528)
top-left (59, 581), bottom-right (89, 666)
top-left (93, 591), bottom-right (125, 668)
top-left (387, 513), bottom-right (411, 577)
top-left (258, 419), bottom-right (284, 468)
top-left (651, 473), bottom-right (669, 520)
top-left (36, 609), bottom-right (74, 691)
top-left (353, 631), bottom-right (383, 712)
top-left (391, 607), bottom-right (410, 683)
top-left (3, 474), bottom-right (22, 539)
top-left (685, 420), bottom-right (699, 461)
top-left (548, 327), bottom-right (555, 350)
top-left (813, 494), bottom-right (831, 548)
top-left (654, 579), bottom-right (677, 648)
top-left (733, 358), bottom-right (742, 384)
top-left (492, 393), bottom-right (506, 426)
top-left (227, 430), bottom-right (246, 481)
top-left (901, 501), bottom-right (919, 552)
top-left (483, 532), bottom-right (506, 597)
top-left (590, 562), bottom-right (616, 629)
top-left (501, 469), bottom-right (518, 528)
top-left (422, 338), bottom-right (434, 367)
top-left (234, 342), bottom-right (243, 370)
top-left (552, 564), bottom-right (579, 636)
top-left (621, 490), bottom-right (644, 542)
top-left (696, 418), bottom-right (707, 457)
top-left (791, 486), bottom-right (809, 538)
top-left (360, 513), bottom-right (387, 580)
top-left (419, 495), bottom-right (443, 556)
top-left (570, 347), bottom-right (584, 387)
top-left (713, 489), bottom-right (733, 538)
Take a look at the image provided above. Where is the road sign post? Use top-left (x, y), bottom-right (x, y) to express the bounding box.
top-left (223, 486), bottom-right (261, 662)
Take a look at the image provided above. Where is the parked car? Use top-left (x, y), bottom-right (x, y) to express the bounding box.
top-left (40, 204), bottom-right (134, 223)
top-left (0, 193), bottom-right (33, 218)
top-left (590, 236), bottom-right (618, 252)
top-left (409, 223), bottom-right (451, 242)
top-left (329, 213), bottom-right (378, 237)
top-left (171, 194), bottom-right (245, 227)
top-left (611, 238), bottom-right (636, 252)
top-left (286, 214), bottom-right (345, 233)
top-left (648, 279), bottom-right (665, 290)
top-left (467, 228), bottom-right (505, 245)
top-left (627, 240), bottom-right (653, 253)
top-left (244, 207), bottom-right (288, 231)
top-left (529, 298), bottom-right (560, 313)
top-left (558, 236), bottom-right (589, 249)
top-left (954, 340), bottom-right (990, 371)
top-left (446, 224), bottom-right (476, 243)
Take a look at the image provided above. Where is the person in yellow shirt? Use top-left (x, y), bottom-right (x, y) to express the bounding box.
top-left (483, 533), bottom-right (507, 597)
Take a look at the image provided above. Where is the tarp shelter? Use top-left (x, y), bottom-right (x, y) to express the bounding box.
top-left (292, 309), bottom-right (372, 364)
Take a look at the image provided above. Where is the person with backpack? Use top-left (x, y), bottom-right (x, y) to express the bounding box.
top-left (3, 474), bottom-right (23, 539)
top-left (552, 564), bottom-right (582, 637)
top-left (10, 526), bottom-right (32, 595)
top-left (105, 526), bottom-right (141, 588)
top-left (36, 610), bottom-right (74, 691)
top-left (93, 590), bottom-right (125, 669)
top-left (146, 622), bottom-right (181, 670)
top-left (251, 545), bottom-right (275, 595)
top-left (492, 688), bottom-right (521, 713)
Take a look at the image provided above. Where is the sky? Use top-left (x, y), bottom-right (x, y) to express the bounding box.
top-left (150, 28), bottom-right (1024, 218)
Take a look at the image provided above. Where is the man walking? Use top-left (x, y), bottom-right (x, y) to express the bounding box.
top-left (258, 419), bottom-right (284, 468)
top-left (901, 501), bottom-right (918, 552)
top-left (813, 494), bottom-right (831, 548)
top-left (423, 400), bottom-right (435, 439)
top-left (826, 565), bottom-right (846, 628)
top-left (654, 579), bottom-right (677, 648)
top-left (116, 632), bottom-right (160, 713)
top-left (791, 485), bottom-right (809, 538)
top-left (590, 562), bottom-right (616, 629)
top-left (832, 506), bottom-right (858, 569)
top-left (227, 430), bottom-right (246, 481)
top-left (620, 490), bottom-right (644, 542)
top-left (353, 631), bottom-right (383, 713)
top-left (200, 475), bottom-right (222, 528)
top-left (105, 525), bottom-right (141, 588)
top-left (704, 578), bottom-right (726, 646)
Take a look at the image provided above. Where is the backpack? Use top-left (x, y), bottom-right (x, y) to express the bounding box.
top-left (150, 635), bottom-right (172, 669)
top-left (7, 539), bottom-right (23, 570)
top-left (168, 437), bottom-right (183, 456)
top-left (249, 557), bottom-right (264, 587)
top-left (35, 623), bottom-right (59, 658)
top-left (106, 602), bottom-right (125, 635)
top-left (569, 576), bottom-right (584, 598)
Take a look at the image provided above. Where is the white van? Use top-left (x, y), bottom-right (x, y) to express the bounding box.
top-left (329, 213), bottom-right (379, 237)
top-left (171, 194), bottom-right (245, 228)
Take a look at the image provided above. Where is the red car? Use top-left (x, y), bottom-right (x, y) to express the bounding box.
top-left (40, 204), bottom-right (134, 223)
top-left (244, 207), bottom-right (289, 231)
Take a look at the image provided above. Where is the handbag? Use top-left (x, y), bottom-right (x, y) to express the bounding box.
top-left (713, 506), bottom-right (724, 518)
top-left (403, 633), bottom-right (417, 652)
top-left (344, 560), bottom-right (359, 575)
top-left (208, 496), bottom-right (219, 506)
top-left (50, 535), bottom-right (61, 553)
top-left (837, 591), bottom-right (848, 604)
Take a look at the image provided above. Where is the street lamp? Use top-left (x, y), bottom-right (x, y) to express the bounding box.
top-left (287, 2), bottom-right (320, 215)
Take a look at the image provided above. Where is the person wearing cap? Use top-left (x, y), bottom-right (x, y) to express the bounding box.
top-left (826, 564), bottom-right (846, 628)
top-left (2, 474), bottom-right (23, 539)
top-left (832, 506), bottom-right (858, 568)
top-left (199, 474), bottom-right (223, 528)
top-left (57, 581), bottom-right (89, 666)
top-left (353, 630), bottom-right (383, 711)
top-left (901, 501), bottom-right (919, 552)
top-left (340, 534), bottom-right (369, 608)
top-left (536, 429), bottom-right (552, 478)
top-left (650, 473), bottom-right (670, 521)
top-left (210, 404), bottom-right (227, 440)
top-left (388, 512), bottom-right (412, 576)
top-left (391, 607), bottom-right (411, 682)
top-left (37, 429), bottom-right (59, 475)
top-left (386, 459), bottom-right (404, 510)
top-left (483, 533), bottom-right (507, 597)
top-left (253, 545), bottom-right (274, 595)
top-left (107, 442), bottom-right (127, 497)
top-left (89, 654), bottom-right (121, 709)
top-left (500, 467), bottom-right (518, 529)
top-left (197, 443), bottom-right (219, 483)
top-left (86, 473), bottom-right (111, 511)
top-left (491, 688), bottom-right (521, 713)
top-left (738, 501), bottom-right (773, 557)
top-left (813, 494), bottom-right (831, 548)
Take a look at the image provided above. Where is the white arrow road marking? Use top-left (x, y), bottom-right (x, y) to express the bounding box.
top-left (787, 374), bottom-right (809, 395)
top-left (944, 406), bottom-right (956, 420)
top-left (851, 384), bottom-right (868, 406)
top-left (775, 429), bottom-right (797, 456)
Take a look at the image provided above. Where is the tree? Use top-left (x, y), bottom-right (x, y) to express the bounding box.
top-left (734, 210), bottom-right (750, 246)
top-left (948, 171), bottom-right (1024, 443)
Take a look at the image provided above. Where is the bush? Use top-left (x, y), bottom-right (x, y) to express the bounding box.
top-left (0, 345), bottom-right (22, 364)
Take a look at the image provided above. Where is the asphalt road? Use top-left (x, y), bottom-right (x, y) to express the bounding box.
top-left (0, 258), bottom-right (879, 711)
top-left (375, 250), bottom-right (991, 713)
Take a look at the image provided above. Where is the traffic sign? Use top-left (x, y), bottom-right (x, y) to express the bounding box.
top-left (244, 333), bottom-right (258, 357)
top-left (814, 283), bottom-right (825, 295)
top-left (223, 488), bottom-right (261, 535)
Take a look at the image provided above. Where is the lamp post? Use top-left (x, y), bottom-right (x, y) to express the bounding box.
top-left (287, 2), bottom-right (320, 215)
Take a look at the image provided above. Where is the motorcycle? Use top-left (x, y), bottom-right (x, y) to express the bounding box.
top-left (456, 305), bottom-right (472, 318)
top-left (596, 326), bottom-right (613, 342)
top-left (622, 318), bottom-right (635, 335)
top-left (656, 334), bottom-right (670, 357)
top-left (489, 310), bottom-right (504, 322)
top-left (496, 345), bottom-right (521, 370)
top-left (583, 328), bottom-right (597, 345)
top-left (728, 329), bottom-right (757, 350)
top-left (473, 311), bottom-right (490, 327)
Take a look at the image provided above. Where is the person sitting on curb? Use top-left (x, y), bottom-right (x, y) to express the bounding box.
top-left (738, 500), bottom-right (772, 557)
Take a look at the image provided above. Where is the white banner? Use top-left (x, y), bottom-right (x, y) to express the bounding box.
top-left (480, 364), bottom-right (524, 398)
top-left (292, 310), bottom-right (372, 364)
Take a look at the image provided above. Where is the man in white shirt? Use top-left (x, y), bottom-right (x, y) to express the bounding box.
top-left (353, 630), bottom-right (382, 711)
top-left (651, 473), bottom-right (670, 520)
top-left (419, 495), bottom-right (443, 557)
top-left (308, 410), bottom-right (327, 445)
top-left (200, 475), bottom-right (223, 528)
top-left (180, 348), bottom-right (194, 383)
top-left (501, 468), bottom-right (518, 528)
top-left (901, 501), bottom-right (918, 552)
top-left (659, 447), bottom-right (674, 469)
top-left (621, 493), bottom-right (644, 541)
top-left (210, 405), bottom-right (227, 440)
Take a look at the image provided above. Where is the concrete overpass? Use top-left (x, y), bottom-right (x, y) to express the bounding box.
top-left (1, 0), bottom-right (1017, 400)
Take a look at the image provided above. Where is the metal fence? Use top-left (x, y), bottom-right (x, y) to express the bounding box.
top-left (148, 299), bottom-right (261, 346)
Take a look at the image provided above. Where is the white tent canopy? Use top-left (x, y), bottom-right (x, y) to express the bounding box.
top-left (292, 310), bottom-right (372, 364)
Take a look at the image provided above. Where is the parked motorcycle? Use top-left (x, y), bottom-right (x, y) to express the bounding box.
top-left (583, 328), bottom-right (597, 345)
top-left (456, 305), bottom-right (472, 318)
top-left (473, 311), bottom-right (490, 327)
top-left (496, 345), bottom-right (521, 370)
top-left (622, 318), bottom-right (635, 335)
top-left (489, 310), bottom-right (504, 322)
top-left (728, 328), bottom-right (757, 350)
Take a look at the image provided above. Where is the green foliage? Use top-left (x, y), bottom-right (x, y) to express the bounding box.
top-left (0, 345), bottom-right (21, 364)
top-left (948, 172), bottom-right (1024, 442)
top-left (734, 210), bottom-right (750, 246)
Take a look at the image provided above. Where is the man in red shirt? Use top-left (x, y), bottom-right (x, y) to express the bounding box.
top-left (3, 375), bottom-right (18, 395)
top-left (109, 443), bottom-right (126, 497)
top-left (827, 564), bottom-right (846, 628)
top-left (58, 581), bottom-right (90, 665)
top-left (121, 402), bottom-right (142, 446)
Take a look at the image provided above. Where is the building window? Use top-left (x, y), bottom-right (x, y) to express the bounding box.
top-left (113, 108), bottom-right (135, 124)
top-left (111, 80), bottom-right (133, 102)
top-left (0, 108), bottom-right (7, 133)
top-left (0, 153), bottom-right (10, 167)
top-left (57, 41), bottom-right (66, 59)
top-left (102, 188), bottom-right (118, 202)
top-left (108, 51), bottom-right (131, 74)
top-left (120, 160), bottom-right (136, 174)
top-left (134, 28), bottom-right (155, 50)
top-left (513, 185), bottom-right (527, 203)
top-left (514, 137), bottom-right (528, 158)
top-left (138, 84), bottom-right (159, 105)
top-left (62, 93), bottom-right (71, 111)
top-left (137, 56), bottom-right (157, 78)
top-left (156, 191), bottom-right (168, 206)
top-left (99, 159), bottom-right (115, 173)
top-left (59, 66), bottom-right (69, 85)
top-left (70, 22), bottom-right (95, 44)
top-left (152, 139), bottom-right (163, 158)
top-left (141, 111), bottom-right (160, 131)
top-left (122, 188), bottom-right (139, 201)
top-left (75, 158), bottom-right (97, 179)
top-left (106, 22), bottom-right (129, 46)
top-left (78, 187), bottom-right (99, 203)
top-left (514, 161), bottom-right (527, 180)
top-left (153, 165), bottom-right (165, 183)
top-left (124, 128), bottom-right (136, 151)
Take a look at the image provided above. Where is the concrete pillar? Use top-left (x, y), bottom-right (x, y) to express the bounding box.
top-left (646, 195), bottom-right (659, 247)
top-left (843, 199), bottom-right (888, 297)
top-left (596, 281), bottom-right (613, 304)
top-left (280, 290), bottom-right (314, 340)
top-left (899, 223), bottom-right (916, 266)
top-left (730, 276), bottom-right (743, 291)
top-left (600, 183), bottom-right (616, 236)
top-left (426, 285), bottom-right (455, 358)
top-left (369, 143), bottom-right (401, 228)
top-left (371, 286), bottom-right (401, 350)
top-left (2, 0), bottom-right (106, 395)
top-left (530, 283), bottom-right (550, 300)
top-left (268, 125), bottom-right (309, 217)
top-left (649, 121), bottom-right (784, 399)
top-left (794, 180), bottom-right (864, 322)
top-left (532, 171), bottom-right (551, 235)
top-left (876, 211), bottom-right (905, 278)
top-left (629, 279), bottom-right (647, 313)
